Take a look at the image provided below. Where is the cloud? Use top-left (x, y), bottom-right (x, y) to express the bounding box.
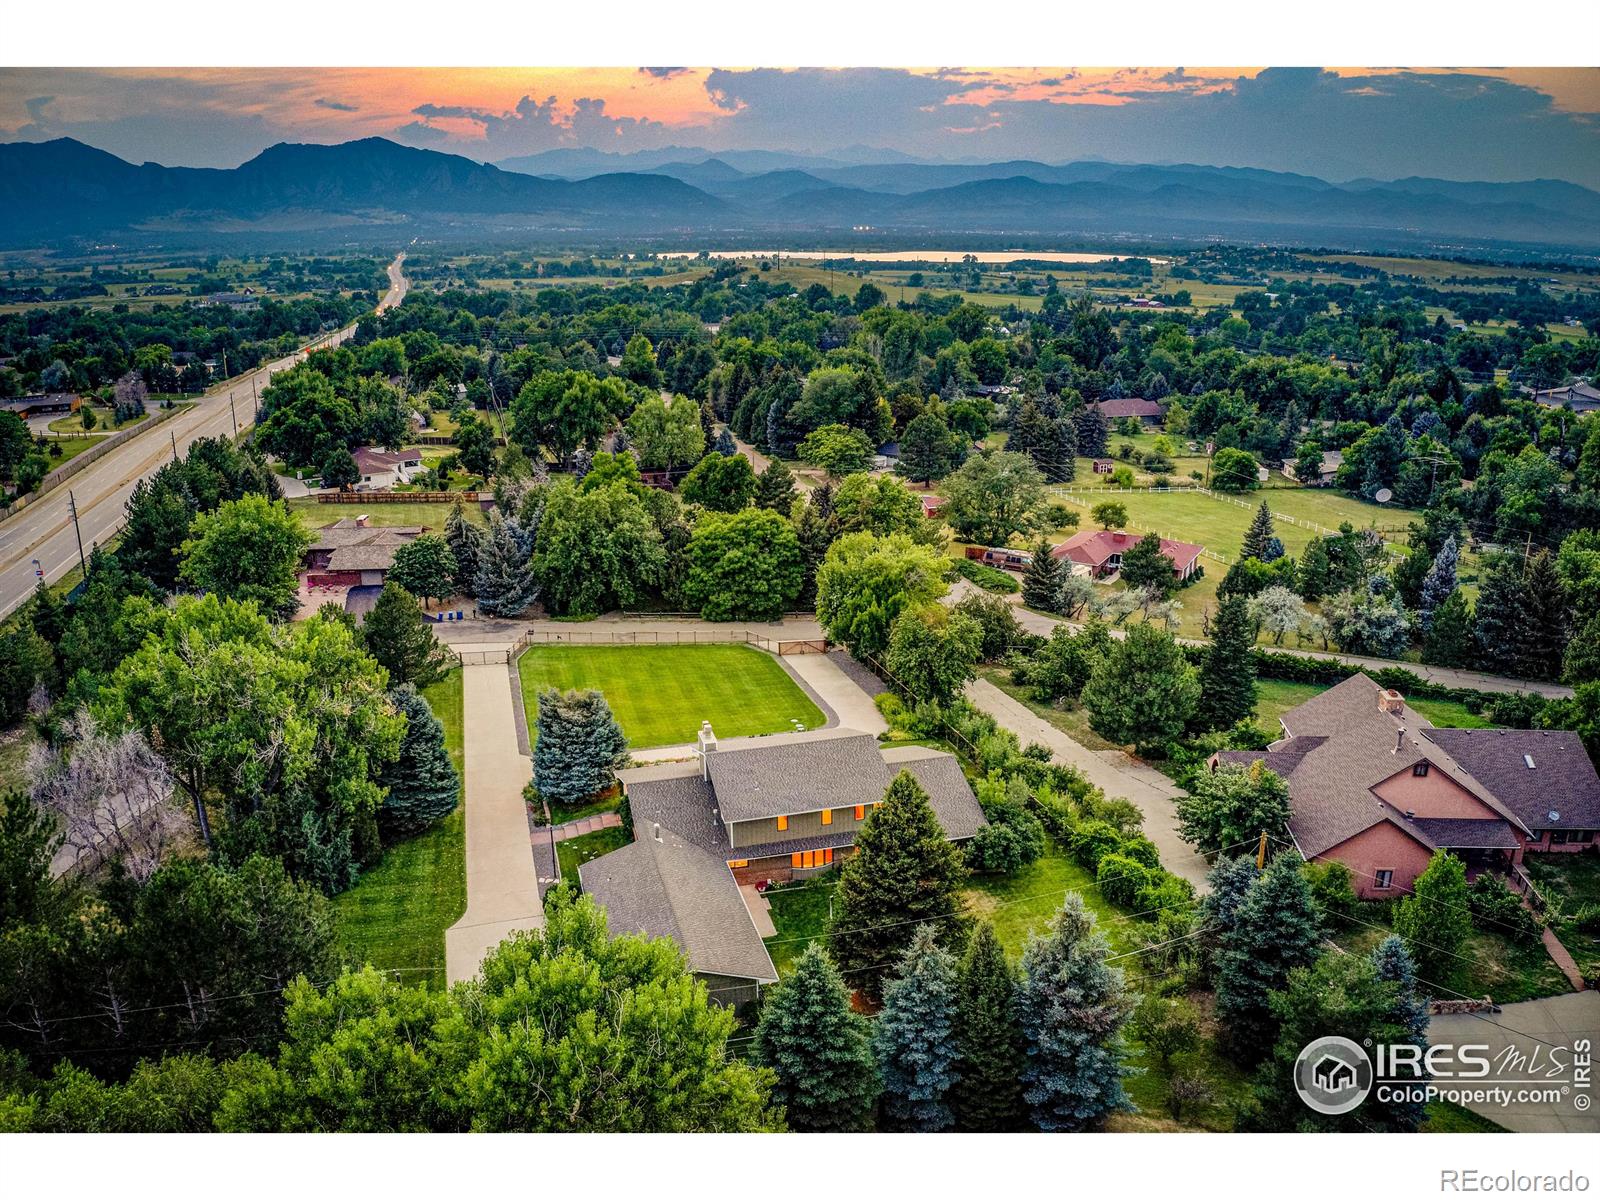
top-left (314, 97), bottom-right (358, 112)
top-left (638, 67), bottom-right (688, 79)
top-left (395, 92), bottom-right (674, 158)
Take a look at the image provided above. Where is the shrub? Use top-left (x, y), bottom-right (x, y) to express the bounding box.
top-left (1304, 860), bottom-right (1358, 920)
top-left (1467, 875), bottom-right (1543, 943)
top-left (1119, 834), bottom-right (1163, 869)
top-left (1134, 873), bottom-right (1196, 919)
top-left (953, 558), bottom-right (1021, 594)
top-left (1572, 904), bottom-right (1600, 935)
top-left (1070, 820), bottom-right (1125, 870)
top-left (1097, 852), bottom-right (1155, 908)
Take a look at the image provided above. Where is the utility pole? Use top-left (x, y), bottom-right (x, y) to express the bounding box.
top-left (67, 490), bottom-right (87, 577)
top-left (228, 391), bottom-right (238, 437)
top-left (1255, 830), bottom-right (1269, 870)
top-left (171, 429), bottom-right (178, 460)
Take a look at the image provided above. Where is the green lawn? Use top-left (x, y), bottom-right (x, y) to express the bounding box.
top-left (557, 826), bottom-right (630, 883)
top-left (978, 666), bottom-right (1122, 752)
top-left (763, 876), bottom-right (839, 976)
top-left (40, 434), bottom-right (107, 468)
top-left (964, 841), bottom-right (1137, 958)
top-left (331, 669), bottom-right (466, 989)
top-left (287, 496), bottom-right (484, 532)
top-left (1253, 679), bottom-right (1495, 736)
top-left (517, 644), bottom-right (825, 750)
top-left (1525, 853), bottom-right (1600, 982)
top-left (1328, 903), bottom-right (1570, 1005)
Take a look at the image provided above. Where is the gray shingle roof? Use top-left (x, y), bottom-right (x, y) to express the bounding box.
top-left (1407, 818), bottom-right (1522, 849)
top-left (706, 730), bottom-right (898, 823)
top-left (1421, 728), bottom-right (1600, 831)
top-left (578, 827), bottom-right (777, 983)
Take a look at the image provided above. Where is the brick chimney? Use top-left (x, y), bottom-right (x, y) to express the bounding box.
top-left (1378, 688), bottom-right (1404, 716)
top-left (698, 721), bottom-right (717, 780)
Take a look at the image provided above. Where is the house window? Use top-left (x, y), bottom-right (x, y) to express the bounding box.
top-left (1375, 870), bottom-right (1394, 890)
top-left (776, 815), bottom-right (788, 832)
top-left (790, 852), bottom-right (802, 868)
top-left (1551, 830), bottom-right (1569, 844)
top-left (854, 805), bottom-right (865, 820)
top-left (791, 848), bottom-right (835, 871)
top-left (1412, 762), bottom-right (1429, 777)
top-left (727, 859), bottom-right (748, 868)
top-left (821, 808), bottom-right (832, 826)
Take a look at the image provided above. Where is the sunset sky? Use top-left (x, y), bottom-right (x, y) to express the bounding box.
top-left (3, 67), bottom-right (1598, 185)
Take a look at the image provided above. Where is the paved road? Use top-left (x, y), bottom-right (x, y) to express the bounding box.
top-left (946, 579), bottom-right (1573, 699)
top-left (964, 677), bottom-right (1210, 891)
top-left (445, 660), bottom-right (543, 985)
top-left (0, 252), bottom-right (408, 621)
top-left (1428, 991), bottom-right (1600, 1133)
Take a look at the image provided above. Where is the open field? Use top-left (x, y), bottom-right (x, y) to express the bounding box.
top-left (331, 669), bottom-right (466, 989)
top-left (1252, 679), bottom-right (1495, 735)
top-left (516, 643), bottom-right (824, 750)
top-left (286, 496), bottom-right (483, 532)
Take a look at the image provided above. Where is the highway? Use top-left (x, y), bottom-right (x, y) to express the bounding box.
top-left (0, 252), bottom-right (408, 620)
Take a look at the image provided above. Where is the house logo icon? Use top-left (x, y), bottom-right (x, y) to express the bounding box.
top-left (1294, 1036), bottom-right (1373, 1116)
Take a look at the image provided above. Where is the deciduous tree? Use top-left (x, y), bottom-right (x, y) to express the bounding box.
top-left (1176, 761), bottom-right (1290, 855)
top-left (387, 534), bottom-right (457, 608)
top-left (178, 494), bottom-right (312, 621)
top-left (815, 532), bottom-right (949, 660)
top-left (1082, 623), bottom-right (1200, 754)
top-left (679, 508), bottom-right (802, 621)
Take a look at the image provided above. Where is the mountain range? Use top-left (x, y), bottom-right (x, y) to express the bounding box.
top-left (4, 136), bottom-right (1599, 252)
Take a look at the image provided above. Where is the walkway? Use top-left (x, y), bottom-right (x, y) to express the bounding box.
top-left (946, 579), bottom-right (1573, 699)
top-left (444, 661), bottom-right (543, 984)
top-left (1541, 926), bottom-right (1588, 993)
top-left (1428, 991), bottom-right (1600, 1133)
top-left (546, 810), bottom-right (623, 843)
top-left (964, 676), bottom-right (1209, 891)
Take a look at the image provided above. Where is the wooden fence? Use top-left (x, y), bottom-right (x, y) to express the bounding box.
top-left (316, 489), bottom-right (481, 504)
top-left (506, 627), bottom-right (827, 657)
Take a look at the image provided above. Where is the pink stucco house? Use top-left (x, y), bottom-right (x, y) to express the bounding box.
top-left (1212, 673), bottom-right (1600, 898)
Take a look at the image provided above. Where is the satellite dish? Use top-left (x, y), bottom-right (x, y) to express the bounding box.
top-left (1374, 488), bottom-right (1393, 504)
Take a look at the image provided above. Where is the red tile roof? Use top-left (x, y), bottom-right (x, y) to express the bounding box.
top-left (1050, 528), bottom-right (1203, 574)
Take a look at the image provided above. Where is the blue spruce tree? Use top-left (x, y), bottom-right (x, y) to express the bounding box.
top-left (378, 684), bottom-right (461, 839)
top-left (1018, 894), bottom-right (1135, 1130)
top-left (874, 924), bottom-right (961, 1131)
top-left (1372, 935), bottom-right (1429, 1131)
top-left (1417, 536), bottom-right (1458, 632)
top-left (474, 512), bottom-right (540, 616)
top-left (532, 688), bottom-right (628, 807)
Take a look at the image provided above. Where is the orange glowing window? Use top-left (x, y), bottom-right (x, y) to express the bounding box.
top-left (823, 848), bottom-right (834, 864)
top-left (727, 859), bottom-right (748, 868)
top-left (776, 815), bottom-right (788, 832)
top-left (853, 805), bottom-right (865, 820)
top-left (791, 852), bottom-right (803, 868)
top-left (821, 808), bottom-right (832, 826)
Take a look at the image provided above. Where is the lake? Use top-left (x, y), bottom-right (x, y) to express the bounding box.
top-left (653, 249), bottom-right (1167, 265)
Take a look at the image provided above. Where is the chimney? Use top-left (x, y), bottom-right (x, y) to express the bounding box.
top-left (652, 822), bottom-right (662, 843)
top-left (356, 513), bottom-right (370, 528)
top-left (1378, 688), bottom-right (1404, 716)
top-left (697, 721), bottom-right (717, 780)
top-left (1394, 726), bottom-right (1406, 754)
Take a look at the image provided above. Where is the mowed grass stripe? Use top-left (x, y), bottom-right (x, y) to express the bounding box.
top-left (517, 644), bottom-right (825, 750)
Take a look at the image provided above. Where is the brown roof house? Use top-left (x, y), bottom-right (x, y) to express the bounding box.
top-left (351, 446), bottom-right (425, 489)
top-left (302, 516), bottom-right (424, 589)
top-left (1093, 397), bottom-right (1167, 425)
top-left (580, 724), bottom-right (985, 1007)
top-left (1532, 381), bottom-right (1600, 414)
top-left (1213, 673), bottom-right (1600, 898)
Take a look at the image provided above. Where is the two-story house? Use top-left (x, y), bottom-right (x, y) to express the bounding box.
top-left (578, 724), bottom-right (986, 1006)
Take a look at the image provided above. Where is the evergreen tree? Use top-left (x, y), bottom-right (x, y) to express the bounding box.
top-left (828, 770), bottom-right (969, 999)
top-left (532, 689), bottom-right (629, 807)
top-left (1118, 532), bottom-right (1176, 597)
top-left (1417, 536), bottom-right (1459, 632)
top-left (319, 447), bottom-right (359, 492)
top-left (1009, 396), bottom-right (1049, 459)
top-left (874, 925), bottom-right (960, 1131)
top-left (1296, 537), bottom-right (1332, 601)
top-left (473, 512), bottom-right (540, 616)
top-left (444, 501), bottom-right (486, 595)
top-left (362, 582), bottom-right (455, 688)
top-left (1215, 855), bottom-right (1322, 1059)
top-left (896, 412), bottom-right (965, 484)
top-left (753, 943), bottom-right (879, 1132)
top-left (1073, 402), bottom-right (1110, 458)
top-left (951, 922), bottom-right (1025, 1131)
top-left (1018, 894), bottom-right (1135, 1130)
top-left (1518, 550), bottom-right (1568, 681)
top-left (1195, 594), bottom-right (1258, 730)
top-left (752, 458), bottom-right (798, 513)
top-left (1031, 416), bottom-right (1077, 484)
top-left (1020, 539), bottom-right (1064, 611)
top-left (1371, 935), bottom-right (1429, 1132)
top-left (377, 684), bottom-right (460, 839)
top-left (1240, 501), bottom-right (1275, 561)
top-left (1392, 850), bottom-right (1473, 979)
top-left (712, 428), bottom-right (737, 456)
top-left (1197, 855), bottom-right (1258, 982)
top-left (1422, 589), bottom-right (1474, 668)
top-left (1472, 554), bottom-right (1525, 673)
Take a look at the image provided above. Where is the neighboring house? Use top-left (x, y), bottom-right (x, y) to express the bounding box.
top-left (583, 725), bottom-right (986, 1005)
top-left (1284, 450), bottom-right (1343, 486)
top-left (968, 384), bottom-right (1016, 397)
top-left (199, 290), bottom-right (260, 309)
top-left (352, 446), bottom-right (425, 489)
top-left (1531, 381), bottom-right (1600, 413)
top-left (1092, 459), bottom-right (1116, 474)
top-left (1212, 673), bottom-right (1600, 898)
top-left (872, 441), bottom-right (900, 471)
top-left (1051, 528), bottom-right (1204, 581)
top-left (1093, 397), bottom-right (1167, 425)
top-left (920, 493), bottom-right (946, 519)
top-left (3, 393), bottom-right (82, 419)
top-left (301, 517), bottom-right (424, 588)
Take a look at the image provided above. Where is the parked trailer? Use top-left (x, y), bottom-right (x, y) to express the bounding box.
top-left (964, 545), bottom-right (1033, 572)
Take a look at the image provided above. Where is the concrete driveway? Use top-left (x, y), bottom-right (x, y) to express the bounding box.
top-left (1428, 992), bottom-right (1600, 1133)
top-left (444, 660), bottom-right (543, 984)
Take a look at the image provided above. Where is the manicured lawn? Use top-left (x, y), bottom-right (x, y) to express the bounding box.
top-left (287, 496), bottom-right (485, 532)
top-left (763, 876), bottom-right (839, 976)
top-left (1525, 853), bottom-right (1600, 982)
top-left (517, 644), bottom-right (824, 750)
top-left (557, 825), bottom-right (630, 883)
top-left (1327, 902), bottom-right (1570, 1005)
top-left (40, 434), bottom-right (107, 468)
top-left (1253, 679), bottom-right (1496, 736)
top-left (331, 669), bottom-right (466, 989)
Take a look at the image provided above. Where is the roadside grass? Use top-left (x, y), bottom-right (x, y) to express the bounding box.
top-left (331, 669), bottom-right (465, 989)
top-left (556, 825), bottom-right (630, 883)
top-left (976, 666), bottom-right (1123, 752)
top-left (516, 643), bottom-right (824, 750)
top-left (1524, 854), bottom-right (1600, 982)
top-left (1422, 1100), bottom-right (1510, 1132)
top-left (1327, 903), bottom-right (1570, 1005)
top-left (286, 496), bottom-right (484, 531)
top-left (1253, 679), bottom-right (1495, 736)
